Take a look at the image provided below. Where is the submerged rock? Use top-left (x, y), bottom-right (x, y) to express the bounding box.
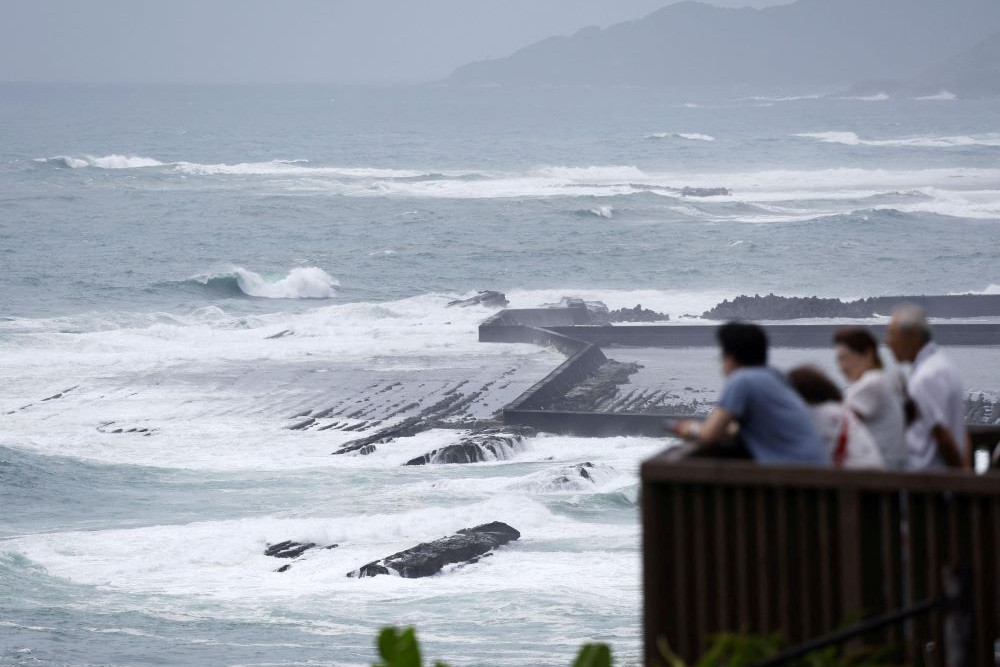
top-left (447, 291), bottom-right (509, 308)
top-left (405, 426), bottom-right (535, 466)
top-left (680, 186), bottom-right (731, 197)
top-left (347, 521), bottom-right (521, 579)
top-left (265, 541), bottom-right (339, 572)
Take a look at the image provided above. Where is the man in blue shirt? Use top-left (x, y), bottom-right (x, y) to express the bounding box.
top-left (673, 322), bottom-right (830, 465)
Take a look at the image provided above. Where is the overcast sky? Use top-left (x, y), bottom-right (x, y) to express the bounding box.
top-left (2, 0), bottom-right (789, 84)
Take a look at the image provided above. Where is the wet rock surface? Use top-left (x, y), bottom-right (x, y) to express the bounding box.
top-left (550, 360), bottom-right (642, 412)
top-left (405, 426), bottom-right (536, 466)
top-left (347, 522), bottom-right (521, 579)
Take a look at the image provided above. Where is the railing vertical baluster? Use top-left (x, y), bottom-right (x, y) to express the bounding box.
top-left (670, 485), bottom-right (690, 659)
top-left (736, 486), bottom-right (752, 631)
top-left (693, 486), bottom-right (709, 655)
top-left (755, 488), bottom-right (771, 630)
top-left (817, 490), bottom-right (834, 632)
top-left (714, 486), bottom-right (729, 632)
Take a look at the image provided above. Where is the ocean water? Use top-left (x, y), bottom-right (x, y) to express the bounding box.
top-left (1, 83), bottom-right (999, 666)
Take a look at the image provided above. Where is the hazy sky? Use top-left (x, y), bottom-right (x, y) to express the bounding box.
top-left (2, 0), bottom-right (789, 84)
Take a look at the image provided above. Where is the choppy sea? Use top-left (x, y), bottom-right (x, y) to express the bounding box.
top-left (1, 83), bottom-right (999, 666)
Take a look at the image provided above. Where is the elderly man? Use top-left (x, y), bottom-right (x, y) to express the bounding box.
top-left (885, 305), bottom-right (969, 470)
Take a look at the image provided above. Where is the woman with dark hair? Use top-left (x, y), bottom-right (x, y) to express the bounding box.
top-left (833, 327), bottom-right (906, 469)
top-left (788, 366), bottom-right (884, 469)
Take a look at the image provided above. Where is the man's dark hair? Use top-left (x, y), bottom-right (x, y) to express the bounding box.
top-left (716, 321), bottom-right (768, 366)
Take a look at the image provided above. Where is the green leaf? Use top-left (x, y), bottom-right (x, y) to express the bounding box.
top-left (374, 626), bottom-right (423, 667)
top-left (572, 643), bottom-right (613, 667)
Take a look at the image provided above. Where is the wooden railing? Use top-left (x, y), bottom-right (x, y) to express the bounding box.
top-left (641, 455), bottom-right (1000, 666)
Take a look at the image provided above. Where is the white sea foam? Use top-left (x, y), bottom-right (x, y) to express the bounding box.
top-left (38, 154), bottom-right (166, 169)
top-left (588, 206), bottom-right (614, 219)
top-left (742, 94), bottom-right (824, 102)
top-left (644, 132), bottom-right (716, 141)
top-left (915, 90), bottom-right (957, 101)
top-left (795, 131), bottom-right (1000, 148)
top-left (840, 92), bottom-right (890, 101)
top-left (172, 161), bottom-right (425, 178)
top-left (4, 494), bottom-right (639, 610)
top-left (0, 293), bottom-right (561, 470)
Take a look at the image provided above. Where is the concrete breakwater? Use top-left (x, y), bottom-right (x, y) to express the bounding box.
top-left (480, 297), bottom-right (1000, 439)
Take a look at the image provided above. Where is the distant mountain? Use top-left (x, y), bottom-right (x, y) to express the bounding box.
top-left (911, 30), bottom-right (1000, 96)
top-left (448, 0), bottom-right (1000, 89)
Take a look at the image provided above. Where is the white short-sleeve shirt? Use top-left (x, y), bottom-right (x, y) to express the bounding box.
top-left (845, 368), bottom-right (907, 469)
top-left (905, 342), bottom-right (967, 470)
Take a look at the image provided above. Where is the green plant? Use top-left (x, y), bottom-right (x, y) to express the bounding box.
top-left (373, 626), bottom-right (449, 667)
top-left (572, 643), bottom-right (613, 667)
top-left (373, 626), bottom-right (613, 667)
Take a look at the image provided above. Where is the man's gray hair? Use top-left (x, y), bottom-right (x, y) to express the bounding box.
top-left (892, 303), bottom-right (932, 342)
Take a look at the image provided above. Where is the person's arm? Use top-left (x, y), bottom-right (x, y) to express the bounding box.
top-left (673, 408), bottom-right (733, 445)
top-left (931, 424), bottom-right (966, 469)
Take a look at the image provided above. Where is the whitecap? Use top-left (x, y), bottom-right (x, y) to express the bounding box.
top-left (36, 154), bottom-right (165, 169)
top-left (914, 90), bottom-right (957, 101)
top-left (187, 266), bottom-right (339, 299)
top-left (794, 131), bottom-right (1000, 148)
top-left (840, 92), bottom-right (890, 101)
top-left (644, 132), bottom-right (715, 142)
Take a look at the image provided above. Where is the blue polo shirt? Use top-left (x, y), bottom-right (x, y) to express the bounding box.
top-left (719, 367), bottom-right (830, 465)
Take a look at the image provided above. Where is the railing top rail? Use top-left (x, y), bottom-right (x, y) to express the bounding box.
top-left (642, 452), bottom-right (1000, 496)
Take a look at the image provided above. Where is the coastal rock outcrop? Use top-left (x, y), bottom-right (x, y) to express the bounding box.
top-left (606, 304), bottom-right (670, 323)
top-left (703, 294), bottom-right (875, 320)
top-left (347, 522), bottom-right (521, 579)
top-left (405, 426), bottom-right (535, 466)
top-left (703, 293), bottom-right (1000, 320)
top-left (447, 291), bottom-right (509, 308)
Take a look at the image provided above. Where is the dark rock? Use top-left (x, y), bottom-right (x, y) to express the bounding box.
top-left (266, 329), bottom-right (294, 340)
top-left (702, 293), bottom-right (875, 320)
top-left (265, 541), bottom-right (317, 559)
top-left (276, 563), bottom-right (292, 573)
top-left (347, 522), bottom-right (520, 579)
top-left (405, 426), bottom-right (535, 466)
top-left (287, 417), bottom-right (317, 431)
top-left (447, 291), bottom-right (509, 308)
top-left (606, 304), bottom-right (669, 323)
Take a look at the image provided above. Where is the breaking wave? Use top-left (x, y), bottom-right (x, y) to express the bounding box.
top-left (915, 90), bottom-right (957, 101)
top-left (644, 132), bottom-right (716, 141)
top-left (37, 155), bottom-right (166, 169)
top-left (184, 267), bottom-right (339, 299)
top-left (794, 132), bottom-right (1000, 148)
top-left (839, 92), bottom-right (890, 101)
